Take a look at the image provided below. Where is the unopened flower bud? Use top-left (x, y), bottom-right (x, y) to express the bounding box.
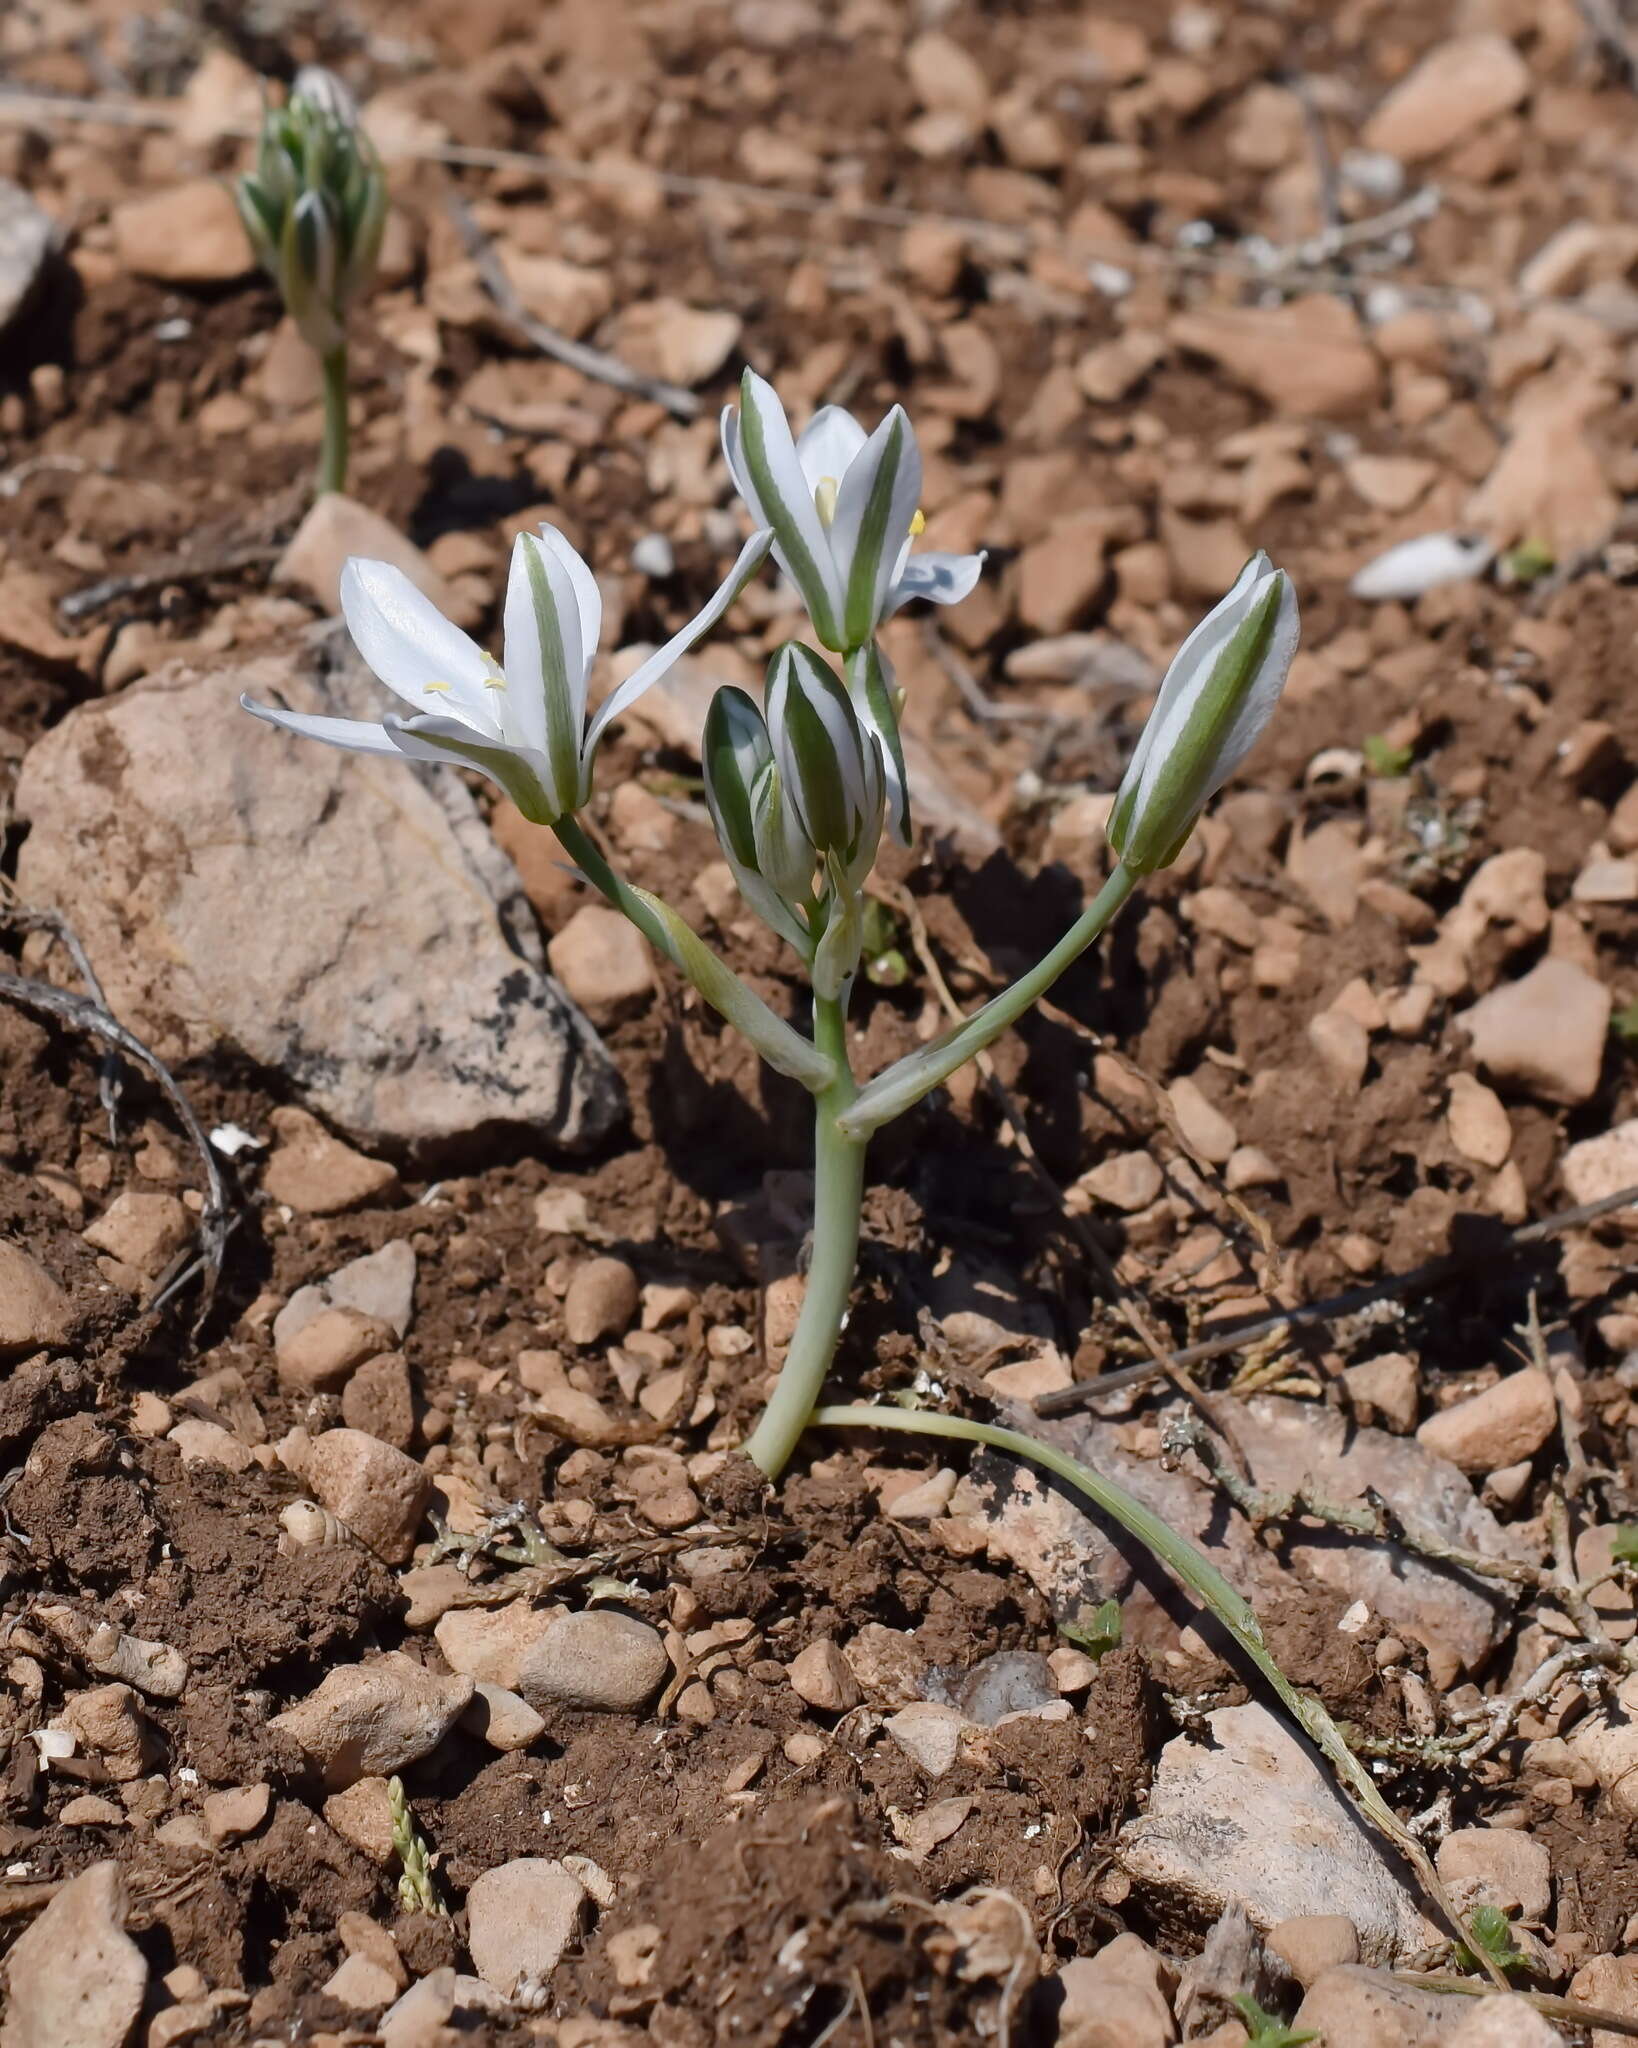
top-left (235, 68), bottom-right (387, 358)
top-left (765, 643), bottom-right (884, 891)
top-left (1107, 551), bottom-right (1299, 875)
top-left (702, 685), bottom-right (815, 949)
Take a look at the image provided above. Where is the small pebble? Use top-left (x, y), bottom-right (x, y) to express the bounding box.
top-left (516, 1609), bottom-right (669, 1714)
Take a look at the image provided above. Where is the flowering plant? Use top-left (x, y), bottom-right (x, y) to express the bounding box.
top-left (240, 369), bottom-right (1504, 1964)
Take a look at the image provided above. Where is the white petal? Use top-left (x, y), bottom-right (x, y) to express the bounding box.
top-left (735, 370), bottom-right (844, 644)
top-left (795, 405), bottom-right (869, 493)
top-left (1201, 572), bottom-right (1301, 796)
top-left (1125, 552), bottom-right (1269, 812)
top-left (886, 548), bottom-right (987, 613)
top-left (340, 558), bottom-right (497, 732)
top-left (720, 405), bottom-right (769, 528)
top-left (386, 714), bottom-right (564, 819)
top-left (534, 523), bottom-right (604, 701)
top-left (503, 532), bottom-right (583, 763)
top-left (830, 406), bottom-right (923, 645)
top-left (585, 528), bottom-right (773, 756)
top-left (241, 696), bottom-right (400, 755)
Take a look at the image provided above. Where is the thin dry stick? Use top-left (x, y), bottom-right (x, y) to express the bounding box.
top-left (57, 544), bottom-right (280, 624)
top-left (442, 190), bottom-right (701, 420)
top-left (0, 972), bottom-right (228, 1326)
top-left (1035, 1181), bottom-right (1638, 1417)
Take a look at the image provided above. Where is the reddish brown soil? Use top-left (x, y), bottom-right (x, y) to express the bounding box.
top-left (3, 0), bottom-right (1638, 2042)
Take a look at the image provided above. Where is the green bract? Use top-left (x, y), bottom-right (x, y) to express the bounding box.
top-left (235, 68), bottom-right (387, 359)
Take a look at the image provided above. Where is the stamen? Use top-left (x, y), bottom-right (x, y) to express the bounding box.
top-left (814, 476), bottom-right (839, 528)
top-left (909, 507), bottom-right (926, 537)
top-left (423, 681), bottom-right (452, 694)
top-left (483, 675), bottom-right (507, 690)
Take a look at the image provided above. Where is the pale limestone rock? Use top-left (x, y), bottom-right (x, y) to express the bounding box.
top-left (1447, 1074), bottom-right (1512, 1168)
top-left (465, 1859), bottom-right (587, 2000)
top-left (1435, 1826), bottom-right (1551, 1920)
top-left (1362, 35), bottom-right (1531, 163)
top-left (1292, 1965), bottom-right (1455, 2047)
top-left (1168, 1076), bottom-right (1237, 1164)
top-left (787, 1637), bottom-right (861, 1713)
top-left (0, 1860), bottom-right (147, 2048)
top-left (0, 1241), bottom-right (71, 1356)
top-left (1169, 296), bottom-right (1380, 418)
top-left (276, 493), bottom-right (475, 626)
top-left (516, 1610), bottom-right (668, 1714)
top-left (112, 179), bottom-right (254, 282)
top-left (1562, 1120), bottom-right (1638, 1213)
top-left (1120, 1707), bottom-right (1430, 1961)
top-left (0, 181), bottom-right (55, 337)
top-left (270, 1654), bottom-right (472, 1790)
top-left (83, 1192), bottom-right (190, 1277)
top-left (1459, 958), bottom-right (1609, 1105)
top-left (562, 1256), bottom-right (640, 1346)
top-left (1266, 1914), bottom-right (1359, 1987)
top-left (1416, 1369), bottom-right (1556, 1476)
top-left (13, 661), bottom-right (620, 1156)
top-left (302, 1429), bottom-right (430, 1563)
top-left (263, 1107), bottom-right (398, 1214)
top-left (548, 905), bottom-right (654, 1022)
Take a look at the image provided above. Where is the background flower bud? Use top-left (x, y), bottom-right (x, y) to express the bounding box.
top-left (235, 70), bottom-right (387, 359)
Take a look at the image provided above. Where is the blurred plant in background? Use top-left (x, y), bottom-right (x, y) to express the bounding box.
top-left (234, 67), bottom-right (386, 497)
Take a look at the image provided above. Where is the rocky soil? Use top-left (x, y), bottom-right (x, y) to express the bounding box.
top-left (3, 0), bottom-right (1638, 2044)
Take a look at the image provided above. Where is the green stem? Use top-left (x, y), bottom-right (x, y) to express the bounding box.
top-left (551, 817), bottom-right (835, 1093)
top-left (319, 344), bottom-right (350, 496)
top-left (743, 998), bottom-right (865, 1478)
top-left (811, 1402), bottom-right (1501, 1983)
top-left (838, 862), bottom-right (1139, 1137)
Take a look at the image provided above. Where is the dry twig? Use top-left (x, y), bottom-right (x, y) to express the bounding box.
top-left (443, 190), bottom-right (701, 421)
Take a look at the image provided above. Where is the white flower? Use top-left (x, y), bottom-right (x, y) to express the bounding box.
top-left (243, 524), bottom-right (771, 822)
top-left (721, 369), bottom-right (984, 655)
top-left (1107, 551), bottom-right (1299, 875)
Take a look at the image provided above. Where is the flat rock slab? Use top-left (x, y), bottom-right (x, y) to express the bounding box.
top-left (14, 657), bottom-right (622, 1157)
top-left (958, 1393), bottom-right (1520, 1671)
top-left (1118, 1704), bottom-right (1432, 1965)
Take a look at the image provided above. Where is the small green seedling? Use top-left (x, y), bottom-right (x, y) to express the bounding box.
top-left (1363, 732), bottom-right (1414, 778)
top-left (1059, 1597), bottom-right (1123, 1662)
top-left (1232, 1993), bottom-right (1318, 2047)
top-left (389, 1775), bottom-right (445, 1916)
top-left (1453, 1903), bottom-right (1530, 1981)
top-left (1610, 1526), bottom-right (1638, 1566)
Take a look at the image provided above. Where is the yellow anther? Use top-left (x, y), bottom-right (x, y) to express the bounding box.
top-left (909, 507), bottom-right (926, 537)
top-left (423, 681), bottom-right (452, 694)
top-left (483, 675), bottom-right (507, 689)
top-left (813, 476), bottom-right (839, 528)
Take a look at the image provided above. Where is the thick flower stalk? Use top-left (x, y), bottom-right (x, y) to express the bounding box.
top-left (234, 68), bottom-right (388, 495)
